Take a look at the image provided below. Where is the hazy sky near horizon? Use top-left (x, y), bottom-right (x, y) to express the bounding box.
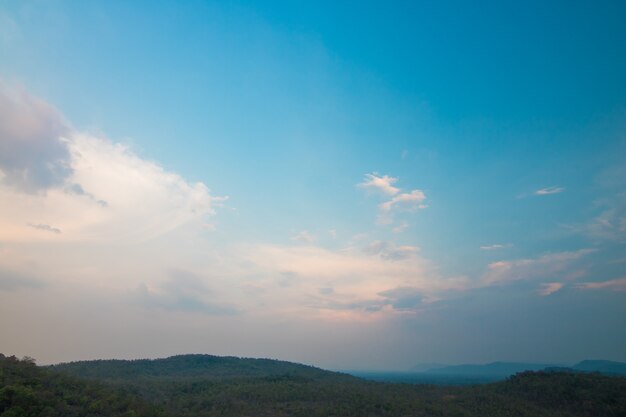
top-left (0, 0), bottom-right (625, 370)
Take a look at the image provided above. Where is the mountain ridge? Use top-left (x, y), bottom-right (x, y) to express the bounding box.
top-left (48, 353), bottom-right (353, 382)
top-left (408, 359), bottom-right (626, 378)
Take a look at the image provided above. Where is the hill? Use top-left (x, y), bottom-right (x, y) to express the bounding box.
top-left (49, 354), bottom-right (341, 381)
top-left (573, 360), bottom-right (626, 376)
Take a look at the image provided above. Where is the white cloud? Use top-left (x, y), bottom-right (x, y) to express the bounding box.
top-left (534, 186), bottom-right (565, 196)
top-left (379, 190), bottom-right (426, 212)
top-left (576, 277), bottom-right (626, 292)
top-left (537, 282), bottom-right (564, 296)
top-left (0, 132), bottom-right (224, 242)
top-left (357, 173), bottom-right (400, 196)
top-left (239, 242), bottom-right (467, 319)
top-left (358, 172), bottom-right (427, 226)
top-left (0, 85), bottom-right (223, 244)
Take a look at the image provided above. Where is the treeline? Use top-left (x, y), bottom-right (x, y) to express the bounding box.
top-left (3, 353), bottom-right (626, 417)
top-left (0, 354), bottom-right (163, 417)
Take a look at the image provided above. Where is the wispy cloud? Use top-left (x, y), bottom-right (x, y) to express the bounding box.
top-left (479, 243), bottom-right (511, 251)
top-left (357, 172), bottom-right (427, 226)
top-left (291, 230), bottom-right (315, 244)
top-left (379, 190), bottom-right (427, 213)
top-left (378, 190), bottom-right (427, 224)
top-left (357, 173), bottom-right (400, 196)
top-left (537, 282), bottom-right (564, 296)
top-left (534, 186), bottom-right (565, 196)
top-left (363, 240), bottom-right (419, 261)
top-left (392, 222), bottom-right (409, 233)
top-left (575, 277), bottom-right (626, 292)
top-left (482, 249), bottom-right (594, 285)
top-left (27, 223), bottom-right (61, 234)
top-left (585, 193), bottom-right (626, 241)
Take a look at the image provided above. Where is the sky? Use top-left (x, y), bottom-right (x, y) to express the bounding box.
top-left (0, 0), bottom-right (625, 370)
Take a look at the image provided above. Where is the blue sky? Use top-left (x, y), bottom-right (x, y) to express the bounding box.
top-left (0, 0), bottom-right (625, 369)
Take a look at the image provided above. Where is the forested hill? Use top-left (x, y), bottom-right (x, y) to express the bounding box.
top-left (4, 353), bottom-right (626, 417)
top-left (48, 354), bottom-right (350, 381)
top-left (0, 354), bottom-right (163, 417)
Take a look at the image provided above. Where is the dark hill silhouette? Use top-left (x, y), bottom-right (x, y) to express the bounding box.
top-left (49, 353), bottom-right (350, 382)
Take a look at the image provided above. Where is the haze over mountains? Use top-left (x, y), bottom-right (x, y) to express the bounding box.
top-left (348, 359), bottom-right (626, 385)
top-left (410, 360), bottom-right (626, 378)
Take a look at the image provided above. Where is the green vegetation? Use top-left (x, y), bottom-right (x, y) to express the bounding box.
top-left (3, 353), bottom-right (626, 417)
top-left (0, 354), bottom-right (163, 417)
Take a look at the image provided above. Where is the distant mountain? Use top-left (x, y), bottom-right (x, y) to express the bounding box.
top-left (407, 359), bottom-right (626, 380)
top-left (417, 361), bottom-right (558, 377)
top-left (573, 360), bottom-right (626, 376)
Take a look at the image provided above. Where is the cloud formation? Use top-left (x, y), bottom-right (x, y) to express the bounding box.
top-left (357, 173), bottom-right (400, 196)
top-left (0, 87), bottom-right (221, 243)
top-left (480, 243), bottom-right (511, 251)
top-left (363, 240), bottom-right (419, 261)
top-left (358, 173), bottom-right (427, 226)
top-left (482, 249), bottom-right (594, 285)
top-left (239, 241), bottom-right (466, 319)
top-left (576, 277), bottom-right (626, 292)
top-left (379, 190), bottom-right (427, 214)
top-left (0, 84), bottom-right (71, 192)
top-left (585, 193), bottom-right (626, 242)
top-left (27, 223), bottom-right (61, 234)
top-left (534, 186), bottom-right (565, 196)
top-left (537, 282), bottom-right (564, 296)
